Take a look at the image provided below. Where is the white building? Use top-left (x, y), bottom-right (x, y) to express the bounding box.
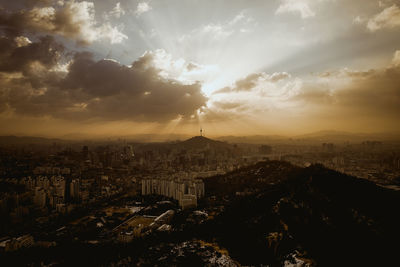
top-left (141, 177), bottom-right (204, 208)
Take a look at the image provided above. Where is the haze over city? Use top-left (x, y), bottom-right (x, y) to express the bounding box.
top-left (0, 0), bottom-right (399, 138)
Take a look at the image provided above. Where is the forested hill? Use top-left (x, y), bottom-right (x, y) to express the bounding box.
top-left (199, 161), bottom-right (400, 266)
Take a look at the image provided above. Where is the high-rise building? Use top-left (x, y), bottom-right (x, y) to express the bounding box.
top-left (70, 179), bottom-right (80, 201)
top-left (34, 187), bottom-right (46, 207)
top-left (141, 177), bottom-right (205, 208)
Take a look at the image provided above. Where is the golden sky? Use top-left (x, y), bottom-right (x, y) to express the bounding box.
top-left (0, 0), bottom-right (399, 137)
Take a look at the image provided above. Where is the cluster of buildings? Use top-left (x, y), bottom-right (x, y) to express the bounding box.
top-left (276, 142), bottom-right (400, 184)
top-left (33, 166), bottom-right (71, 175)
top-left (117, 210), bottom-right (175, 243)
top-left (21, 175), bottom-right (80, 213)
top-left (0, 176), bottom-right (74, 215)
top-left (142, 177), bottom-right (205, 209)
top-left (0, 234), bottom-right (34, 252)
top-left (27, 176), bottom-right (67, 209)
top-left (0, 173), bottom-right (125, 218)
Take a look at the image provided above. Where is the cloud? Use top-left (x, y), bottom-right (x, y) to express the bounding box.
top-left (234, 73), bottom-right (264, 91)
top-left (179, 11), bottom-right (255, 43)
top-left (186, 62), bottom-right (199, 71)
top-left (200, 24), bottom-right (234, 39)
top-left (367, 4), bottom-right (400, 32)
top-left (276, 0), bottom-right (315, 19)
top-left (107, 2), bottom-right (125, 19)
top-left (268, 72), bottom-right (292, 82)
top-left (292, 63), bottom-right (400, 123)
top-left (96, 23), bottom-right (128, 44)
top-left (393, 50), bottom-right (400, 66)
top-left (202, 71), bottom-right (299, 123)
top-left (136, 49), bottom-right (220, 86)
top-left (212, 101), bottom-right (245, 110)
top-left (135, 2), bottom-right (152, 16)
top-left (205, 54), bottom-right (400, 131)
top-left (353, 16), bottom-right (366, 25)
top-left (0, 0), bottom-right (128, 44)
top-left (0, 37), bottom-right (207, 122)
top-left (214, 72), bottom-right (291, 93)
top-left (14, 36), bottom-right (32, 47)
top-left (0, 35), bottom-right (64, 74)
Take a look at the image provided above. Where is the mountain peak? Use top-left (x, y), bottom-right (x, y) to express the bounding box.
top-left (178, 135), bottom-right (230, 149)
top-left (185, 135), bottom-right (211, 142)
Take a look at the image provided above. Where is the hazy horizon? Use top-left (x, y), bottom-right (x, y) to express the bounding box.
top-left (1, 129), bottom-right (400, 143)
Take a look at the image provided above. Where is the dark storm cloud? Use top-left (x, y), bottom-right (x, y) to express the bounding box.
top-left (0, 35), bottom-right (64, 73)
top-left (62, 52), bottom-right (207, 121)
top-left (0, 37), bottom-right (207, 122)
top-left (0, 0), bottom-right (127, 44)
top-left (0, 5), bottom-right (54, 37)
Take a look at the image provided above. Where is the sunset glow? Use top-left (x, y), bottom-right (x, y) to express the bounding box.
top-left (0, 0), bottom-right (399, 137)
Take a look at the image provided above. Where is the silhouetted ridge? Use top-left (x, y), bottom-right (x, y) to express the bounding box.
top-left (0, 135), bottom-right (63, 144)
top-left (178, 135), bottom-right (231, 149)
top-left (198, 161), bottom-right (400, 266)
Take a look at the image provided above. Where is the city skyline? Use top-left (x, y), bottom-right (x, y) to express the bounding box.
top-left (0, 0), bottom-right (399, 137)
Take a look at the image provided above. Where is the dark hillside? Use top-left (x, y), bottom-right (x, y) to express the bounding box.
top-left (198, 162), bottom-right (400, 266)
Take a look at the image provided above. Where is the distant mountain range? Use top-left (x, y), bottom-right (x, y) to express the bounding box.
top-left (0, 130), bottom-right (399, 145)
top-left (216, 130), bottom-right (400, 144)
top-left (60, 133), bottom-right (193, 142)
top-left (0, 135), bottom-right (64, 145)
top-left (294, 130), bottom-right (400, 142)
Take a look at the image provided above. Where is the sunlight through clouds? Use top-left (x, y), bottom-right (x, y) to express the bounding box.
top-left (0, 0), bottom-right (399, 136)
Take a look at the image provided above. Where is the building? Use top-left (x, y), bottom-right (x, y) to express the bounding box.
top-left (180, 194), bottom-right (197, 209)
top-left (141, 177), bottom-right (204, 208)
top-left (118, 231), bottom-right (134, 243)
top-left (34, 187), bottom-right (46, 207)
top-left (150, 210), bottom-right (175, 228)
top-left (3, 235), bottom-right (34, 252)
top-left (70, 179), bottom-right (80, 201)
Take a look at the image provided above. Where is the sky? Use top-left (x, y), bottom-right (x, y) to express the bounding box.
top-left (0, 0), bottom-right (399, 138)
